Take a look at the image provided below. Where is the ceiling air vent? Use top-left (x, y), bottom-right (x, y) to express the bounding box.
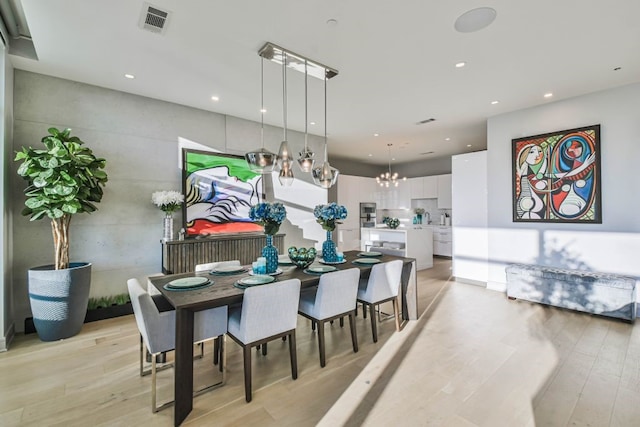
top-left (420, 151), bottom-right (435, 155)
top-left (138, 2), bottom-right (171, 34)
top-left (417, 118), bottom-right (436, 125)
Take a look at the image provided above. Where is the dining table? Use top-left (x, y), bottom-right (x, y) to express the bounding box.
top-left (149, 250), bottom-right (417, 426)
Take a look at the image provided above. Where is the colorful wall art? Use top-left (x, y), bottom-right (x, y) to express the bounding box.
top-left (182, 149), bottom-right (264, 235)
top-left (512, 124), bottom-right (601, 223)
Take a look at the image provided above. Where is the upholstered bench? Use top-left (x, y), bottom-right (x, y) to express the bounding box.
top-left (505, 264), bottom-right (637, 321)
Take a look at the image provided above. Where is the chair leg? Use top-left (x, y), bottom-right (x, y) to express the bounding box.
top-left (243, 345), bottom-right (253, 403)
top-left (393, 298), bottom-right (401, 332)
top-left (339, 317), bottom-right (344, 327)
top-left (369, 303), bottom-right (378, 343)
top-left (289, 331), bottom-right (298, 380)
top-left (218, 335), bottom-right (225, 372)
top-left (363, 303), bottom-right (367, 319)
top-left (261, 342), bottom-right (268, 356)
top-left (151, 350), bottom-right (158, 412)
top-left (139, 335), bottom-right (144, 377)
top-left (318, 320), bottom-right (326, 368)
top-left (213, 336), bottom-right (220, 365)
top-left (349, 312), bottom-right (359, 353)
top-left (311, 320), bottom-right (316, 331)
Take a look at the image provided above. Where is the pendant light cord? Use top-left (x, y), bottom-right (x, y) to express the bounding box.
top-left (304, 60), bottom-right (308, 150)
top-left (282, 53), bottom-right (288, 141)
top-left (260, 57), bottom-right (264, 148)
top-left (324, 71), bottom-right (328, 161)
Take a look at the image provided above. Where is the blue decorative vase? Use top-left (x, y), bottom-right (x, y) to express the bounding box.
top-left (262, 234), bottom-right (279, 274)
top-left (322, 230), bottom-right (338, 263)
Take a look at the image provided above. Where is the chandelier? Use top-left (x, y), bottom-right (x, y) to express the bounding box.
top-left (245, 42), bottom-right (340, 188)
top-left (377, 144), bottom-right (405, 187)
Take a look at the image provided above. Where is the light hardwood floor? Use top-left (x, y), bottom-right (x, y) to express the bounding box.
top-left (1, 259), bottom-right (639, 426)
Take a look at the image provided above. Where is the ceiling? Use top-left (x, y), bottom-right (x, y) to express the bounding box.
top-left (11, 0), bottom-right (640, 166)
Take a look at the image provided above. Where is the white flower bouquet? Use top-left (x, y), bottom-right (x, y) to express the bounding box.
top-left (152, 190), bottom-right (184, 214)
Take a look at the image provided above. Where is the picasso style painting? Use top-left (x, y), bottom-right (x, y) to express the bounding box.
top-left (512, 125), bottom-right (601, 223)
top-left (182, 149), bottom-right (264, 235)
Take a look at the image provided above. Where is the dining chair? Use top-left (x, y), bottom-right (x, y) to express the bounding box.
top-left (127, 278), bottom-right (228, 412)
top-left (195, 259), bottom-right (241, 273)
top-left (226, 278), bottom-right (301, 402)
top-left (298, 268), bottom-right (360, 367)
top-left (356, 260), bottom-right (404, 343)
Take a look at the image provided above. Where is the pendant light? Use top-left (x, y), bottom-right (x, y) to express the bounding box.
top-left (245, 57), bottom-right (277, 173)
top-left (312, 72), bottom-right (339, 188)
top-left (376, 143), bottom-right (405, 187)
top-left (297, 60), bottom-right (315, 172)
top-left (277, 52), bottom-right (294, 186)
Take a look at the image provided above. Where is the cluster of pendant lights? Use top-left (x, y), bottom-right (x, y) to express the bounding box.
top-left (245, 43), bottom-right (338, 189)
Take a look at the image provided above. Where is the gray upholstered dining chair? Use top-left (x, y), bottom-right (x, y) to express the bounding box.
top-left (226, 278), bottom-right (301, 402)
top-left (356, 260), bottom-right (404, 343)
top-left (298, 268), bottom-right (360, 367)
top-left (127, 278), bottom-right (228, 412)
top-left (195, 259), bottom-right (241, 273)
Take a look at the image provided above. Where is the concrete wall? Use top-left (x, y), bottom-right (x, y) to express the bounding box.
top-left (10, 70), bottom-right (329, 331)
top-left (486, 83), bottom-right (640, 292)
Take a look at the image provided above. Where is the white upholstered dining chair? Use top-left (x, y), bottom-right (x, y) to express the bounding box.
top-left (356, 260), bottom-right (403, 343)
top-left (127, 278), bottom-right (228, 412)
top-left (298, 268), bottom-right (360, 367)
top-left (226, 278), bottom-right (301, 402)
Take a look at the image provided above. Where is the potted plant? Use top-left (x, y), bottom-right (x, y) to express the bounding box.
top-left (15, 128), bottom-right (108, 341)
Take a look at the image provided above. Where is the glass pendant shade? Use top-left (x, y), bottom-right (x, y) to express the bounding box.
top-left (312, 160), bottom-right (339, 189)
top-left (277, 139), bottom-right (292, 167)
top-left (278, 159), bottom-right (294, 186)
top-left (245, 149), bottom-right (276, 173)
top-left (297, 147), bottom-right (315, 172)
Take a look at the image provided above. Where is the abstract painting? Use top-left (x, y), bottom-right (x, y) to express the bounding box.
top-left (182, 149), bottom-right (264, 235)
top-left (512, 124), bottom-right (601, 223)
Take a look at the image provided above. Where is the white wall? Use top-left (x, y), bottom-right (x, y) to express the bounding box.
top-left (486, 83), bottom-right (640, 292)
top-left (452, 151), bottom-right (488, 284)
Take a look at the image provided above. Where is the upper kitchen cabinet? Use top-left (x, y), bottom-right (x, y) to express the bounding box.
top-left (338, 175), bottom-right (376, 226)
top-left (409, 176), bottom-right (437, 199)
top-left (376, 180), bottom-right (410, 209)
top-left (437, 174), bottom-right (452, 209)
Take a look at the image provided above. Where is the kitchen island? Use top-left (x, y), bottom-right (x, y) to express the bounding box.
top-left (360, 227), bottom-right (433, 270)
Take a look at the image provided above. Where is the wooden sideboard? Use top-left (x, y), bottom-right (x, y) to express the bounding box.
top-left (161, 233), bottom-right (285, 274)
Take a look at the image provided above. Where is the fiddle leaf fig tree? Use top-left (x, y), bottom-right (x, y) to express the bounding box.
top-left (15, 128), bottom-right (108, 270)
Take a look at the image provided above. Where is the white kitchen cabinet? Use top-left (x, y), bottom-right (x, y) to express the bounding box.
top-left (337, 227), bottom-right (360, 251)
top-left (437, 174), bottom-right (452, 209)
top-left (433, 226), bottom-right (452, 257)
top-left (375, 181), bottom-right (410, 209)
top-left (423, 176), bottom-right (438, 198)
top-left (409, 176), bottom-right (437, 199)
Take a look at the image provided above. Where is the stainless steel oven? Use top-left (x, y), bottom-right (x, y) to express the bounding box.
top-left (360, 203), bottom-right (376, 228)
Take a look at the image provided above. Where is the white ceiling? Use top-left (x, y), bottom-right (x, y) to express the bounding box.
top-left (12, 0), bottom-right (640, 166)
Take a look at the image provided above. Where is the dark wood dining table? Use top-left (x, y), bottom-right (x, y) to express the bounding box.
top-left (149, 250), bottom-right (417, 426)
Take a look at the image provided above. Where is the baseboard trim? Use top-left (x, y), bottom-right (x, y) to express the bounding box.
top-left (453, 277), bottom-right (487, 287)
top-left (1, 322), bottom-right (15, 352)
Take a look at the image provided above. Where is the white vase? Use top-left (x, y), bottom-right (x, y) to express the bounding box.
top-left (163, 213), bottom-right (174, 242)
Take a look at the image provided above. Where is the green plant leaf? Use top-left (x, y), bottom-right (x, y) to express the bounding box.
top-left (33, 176), bottom-right (48, 188)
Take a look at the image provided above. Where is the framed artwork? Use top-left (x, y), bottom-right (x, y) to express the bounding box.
top-left (512, 124), bottom-right (601, 223)
top-left (182, 149), bottom-right (264, 235)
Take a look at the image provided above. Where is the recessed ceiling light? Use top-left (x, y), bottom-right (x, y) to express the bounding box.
top-left (454, 7), bottom-right (497, 33)
top-left (491, 100), bottom-right (499, 105)
top-left (544, 93), bottom-right (553, 98)
top-left (124, 74), bottom-right (135, 79)
top-left (326, 18), bottom-right (338, 27)
top-left (310, 121), bottom-right (316, 125)
top-left (467, 144), bottom-right (472, 147)
top-left (455, 62), bottom-right (466, 68)
top-left (374, 133), bottom-right (379, 137)
top-left (211, 96), bottom-right (220, 102)
top-left (260, 108), bottom-right (267, 113)
top-left (392, 158), bottom-right (396, 161)
top-left (368, 154), bottom-right (373, 157)
top-left (445, 137), bottom-right (451, 141)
